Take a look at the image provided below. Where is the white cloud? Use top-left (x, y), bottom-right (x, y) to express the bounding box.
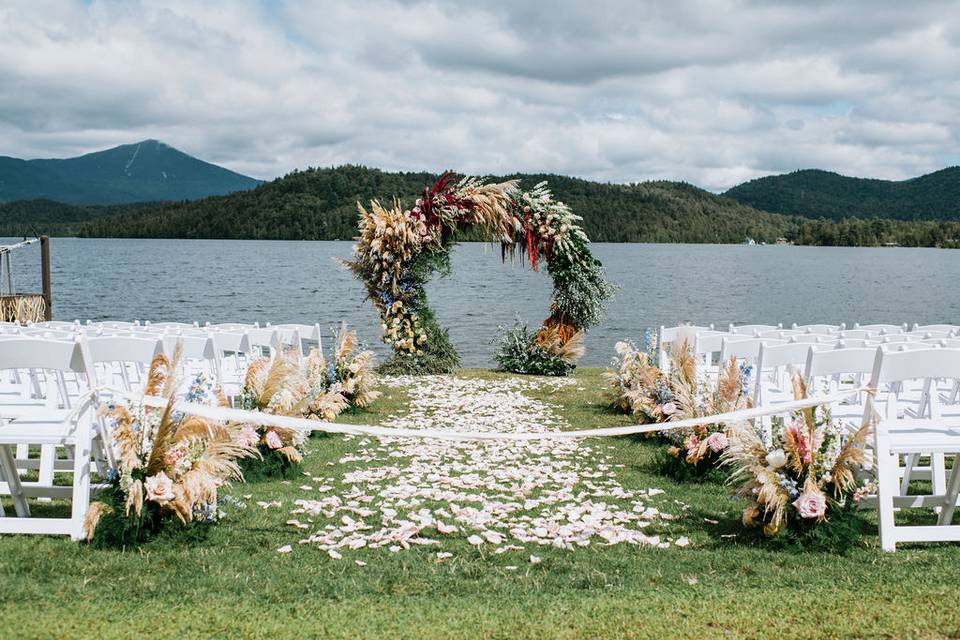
top-left (0, 0), bottom-right (957, 190)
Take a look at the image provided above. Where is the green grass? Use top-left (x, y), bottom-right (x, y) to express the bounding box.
top-left (2, 369), bottom-right (960, 639)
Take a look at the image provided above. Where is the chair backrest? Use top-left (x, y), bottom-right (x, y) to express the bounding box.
top-left (85, 336), bottom-right (164, 365)
top-left (854, 323), bottom-right (906, 334)
top-left (909, 330), bottom-right (953, 340)
top-left (18, 327), bottom-right (76, 341)
top-left (791, 323), bottom-right (843, 334)
top-left (873, 334), bottom-right (919, 344)
top-left (720, 337), bottom-right (784, 364)
top-left (209, 331), bottom-right (252, 356)
top-left (836, 330), bottom-right (878, 340)
top-left (912, 323), bottom-right (959, 334)
top-left (790, 334), bottom-right (829, 344)
top-left (0, 338), bottom-right (90, 374)
top-left (866, 348), bottom-right (960, 420)
top-left (804, 346), bottom-right (877, 381)
top-left (144, 321), bottom-right (199, 329)
top-left (757, 329), bottom-right (804, 340)
top-left (85, 336), bottom-right (165, 391)
top-left (754, 342), bottom-right (819, 404)
top-left (729, 323), bottom-right (781, 336)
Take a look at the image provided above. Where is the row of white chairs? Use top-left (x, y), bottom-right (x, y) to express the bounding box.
top-left (0, 321), bottom-right (330, 539)
top-left (656, 323), bottom-right (960, 550)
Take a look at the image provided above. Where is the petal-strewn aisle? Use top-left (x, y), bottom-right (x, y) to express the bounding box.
top-left (283, 375), bottom-right (686, 558)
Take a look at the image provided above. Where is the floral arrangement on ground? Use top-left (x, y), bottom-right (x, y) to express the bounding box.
top-left (84, 351), bottom-right (258, 546)
top-left (237, 323), bottom-right (381, 479)
top-left (605, 333), bottom-right (752, 480)
top-left (721, 374), bottom-right (873, 549)
top-left (343, 173), bottom-right (614, 375)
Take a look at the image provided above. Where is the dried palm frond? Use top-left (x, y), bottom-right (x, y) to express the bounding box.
top-left (335, 321), bottom-right (357, 363)
top-left (830, 420), bottom-right (873, 495)
top-left (717, 356), bottom-right (743, 407)
top-left (83, 501), bottom-right (114, 541)
top-left (308, 389), bottom-right (349, 421)
top-left (145, 399), bottom-right (177, 475)
top-left (172, 416), bottom-right (216, 442)
top-left (538, 326), bottom-right (585, 365)
top-left (103, 404), bottom-right (139, 473)
top-left (244, 357), bottom-right (270, 396)
top-left (126, 478), bottom-right (144, 517)
top-left (144, 353), bottom-right (171, 397)
top-left (277, 446), bottom-right (303, 464)
top-left (670, 339), bottom-right (697, 386)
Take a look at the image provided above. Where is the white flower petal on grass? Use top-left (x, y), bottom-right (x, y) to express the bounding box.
top-left (328, 549), bottom-right (343, 560)
top-left (355, 560), bottom-right (367, 567)
top-left (467, 535), bottom-right (484, 546)
top-left (529, 555), bottom-right (541, 564)
top-left (276, 545), bottom-right (292, 554)
top-left (674, 537), bottom-right (690, 547)
top-left (436, 551), bottom-right (453, 560)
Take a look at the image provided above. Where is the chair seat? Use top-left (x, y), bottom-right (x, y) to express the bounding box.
top-left (884, 421), bottom-right (960, 453)
top-left (0, 420), bottom-right (79, 446)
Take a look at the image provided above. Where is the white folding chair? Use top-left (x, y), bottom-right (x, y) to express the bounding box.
top-left (728, 323), bottom-right (781, 336)
top-left (854, 323), bottom-right (907, 335)
top-left (657, 325), bottom-right (714, 371)
top-left (791, 323), bottom-right (843, 334)
top-left (753, 342), bottom-right (822, 407)
top-left (912, 324), bottom-right (959, 335)
top-left (208, 331), bottom-right (253, 399)
top-left (868, 347), bottom-right (960, 551)
top-left (0, 338), bottom-right (99, 539)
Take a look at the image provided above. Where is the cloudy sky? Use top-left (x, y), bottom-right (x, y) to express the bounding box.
top-left (1, 0), bottom-right (957, 190)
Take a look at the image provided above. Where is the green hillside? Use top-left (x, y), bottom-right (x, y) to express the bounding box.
top-left (724, 167), bottom-right (960, 221)
top-left (5, 165), bottom-right (959, 248)
top-left (72, 165), bottom-right (798, 243)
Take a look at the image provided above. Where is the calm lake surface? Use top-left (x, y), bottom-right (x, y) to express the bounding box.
top-left (4, 239), bottom-right (959, 367)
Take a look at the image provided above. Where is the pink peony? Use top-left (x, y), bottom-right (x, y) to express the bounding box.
top-left (706, 432), bottom-right (728, 453)
top-left (793, 490), bottom-right (827, 519)
top-left (265, 430), bottom-right (284, 450)
top-left (238, 426), bottom-right (260, 448)
top-left (145, 471), bottom-right (174, 503)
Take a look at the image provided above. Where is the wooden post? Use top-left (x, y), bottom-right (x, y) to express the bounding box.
top-left (40, 235), bottom-right (52, 321)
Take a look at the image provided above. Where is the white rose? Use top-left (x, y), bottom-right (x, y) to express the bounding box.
top-left (766, 449), bottom-right (787, 469)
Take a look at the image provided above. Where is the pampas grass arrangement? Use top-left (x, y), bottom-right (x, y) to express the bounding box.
top-left (85, 350), bottom-right (259, 546)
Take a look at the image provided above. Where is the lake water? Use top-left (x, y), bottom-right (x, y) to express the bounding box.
top-left (3, 238), bottom-right (958, 367)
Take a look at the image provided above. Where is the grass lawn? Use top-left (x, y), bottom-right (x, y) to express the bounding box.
top-left (2, 368), bottom-right (960, 639)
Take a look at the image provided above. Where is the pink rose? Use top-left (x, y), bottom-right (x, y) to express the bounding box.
top-left (706, 432), bottom-right (728, 453)
top-left (265, 430), bottom-right (284, 450)
top-left (793, 490), bottom-right (827, 519)
top-left (685, 435), bottom-right (700, 455)
top-left (145, 471), bottom-right (174, 503)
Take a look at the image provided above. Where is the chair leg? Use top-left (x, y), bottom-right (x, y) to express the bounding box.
top-left (877, 441), bottom-right (899, 552)
top-left (0, 444), bottom-right (31, 517)
top-left (932, 452), bottom-right (947, 497)
top-left (900, 453), bottom-right (916, 494)
top-left (937, 461), bottom-right (960, 525)
top-left (69, 430), bottom-right (93, 542)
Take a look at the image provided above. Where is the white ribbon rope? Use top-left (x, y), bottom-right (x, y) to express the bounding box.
top-left (95, 384), bottom-right (877, 442)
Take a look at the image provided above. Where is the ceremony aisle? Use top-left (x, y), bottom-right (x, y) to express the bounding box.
top-left (2, 370), bottom-right (960, 639)
top-left (281, 374), bottom-right (683, 558)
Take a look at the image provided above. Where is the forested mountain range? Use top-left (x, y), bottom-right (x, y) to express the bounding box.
top-left (2, 161), bottom-right (958, 248)
top-left (724, 167), bottom-right (960, 221)
top-left (0, 140), bottom-right (261, 205)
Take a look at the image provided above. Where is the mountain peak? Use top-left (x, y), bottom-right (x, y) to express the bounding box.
top-left (0, 141), bottom-right (262, 205)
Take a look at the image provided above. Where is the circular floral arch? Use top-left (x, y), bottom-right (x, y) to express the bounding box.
top-left (344, 172), bottom-right (614, 374)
